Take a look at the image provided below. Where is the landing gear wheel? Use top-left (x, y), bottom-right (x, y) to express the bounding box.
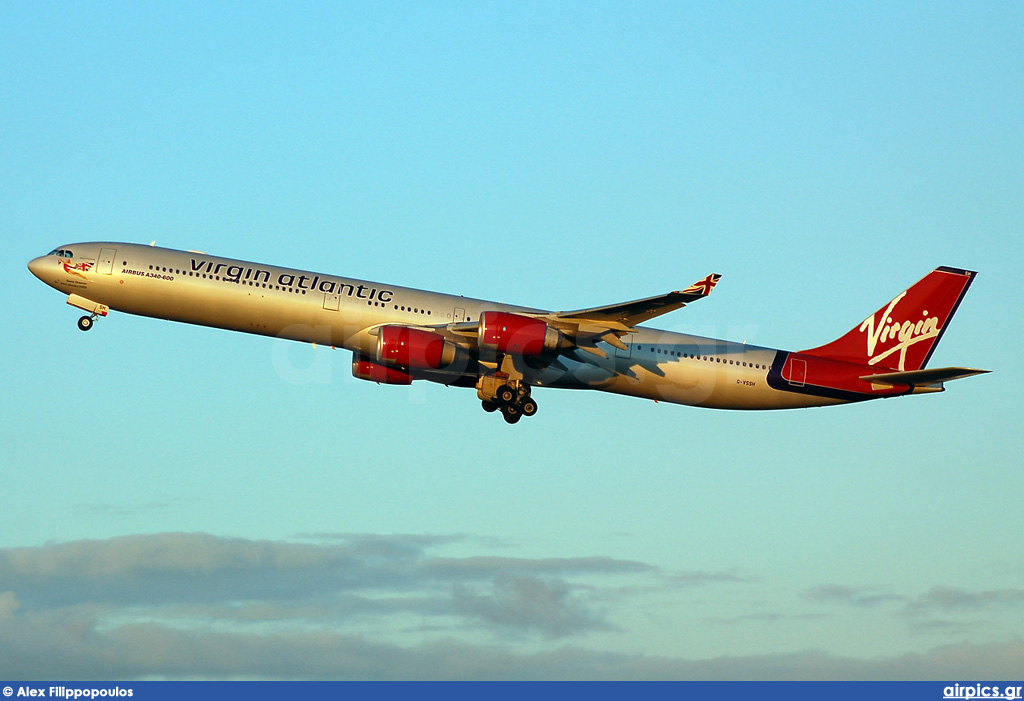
top-left (520, 398), bottom-right (538, 417)
top-left (481, 400), bottom-right (499, 413)
top-left (501, 405), bottom-right (522, 424)
top-left (77, 315), bottom-right (94, 331)
top-left (496, 384), bottom-right (516, 405)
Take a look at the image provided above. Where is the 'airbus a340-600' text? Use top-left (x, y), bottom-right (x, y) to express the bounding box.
top-left (28, 243), bottom-right (988, 424)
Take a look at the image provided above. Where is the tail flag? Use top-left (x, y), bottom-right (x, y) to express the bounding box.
top-left (801, 267), bottom-right (976, 372)
top-left (680, 273), bottom-right (722, 297)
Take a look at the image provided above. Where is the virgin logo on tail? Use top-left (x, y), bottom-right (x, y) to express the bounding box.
top-left (860, 292), bottom-right (941, 370)
top-left (800, 267), bottom-right (974, 373)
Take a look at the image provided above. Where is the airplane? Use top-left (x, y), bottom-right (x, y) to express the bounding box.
top-left (28, 242), bottom-right (988, 424)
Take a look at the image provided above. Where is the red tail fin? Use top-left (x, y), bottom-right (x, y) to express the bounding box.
top-left (801, 267), bottom-right (976, 372)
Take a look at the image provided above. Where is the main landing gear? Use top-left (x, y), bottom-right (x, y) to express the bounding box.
top-left (477, 355), bottom-right (538, 425)
top-left (77, 315), bottom-right (96, 331)
top-left (481, 383), bottom-right (538, 424)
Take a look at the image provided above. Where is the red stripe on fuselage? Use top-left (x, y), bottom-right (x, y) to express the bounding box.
top-left (768, 351), bottom-right (911, 402)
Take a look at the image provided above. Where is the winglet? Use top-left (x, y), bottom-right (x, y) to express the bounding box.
top-left (678, 273), bottom-right (721, 297)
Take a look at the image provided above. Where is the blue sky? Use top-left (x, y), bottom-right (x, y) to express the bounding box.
top-left (2, 1), bottom-right (1022, 680)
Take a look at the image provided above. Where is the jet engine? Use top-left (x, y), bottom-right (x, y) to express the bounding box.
top-left (478, 312), bottom-right (567, 356)
top-left (352, 354), bottom-right (414, 385)
top-left (377, 325), bottom-right (457, 369)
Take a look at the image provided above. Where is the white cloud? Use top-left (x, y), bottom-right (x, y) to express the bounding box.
top-left (1, 534), bottom-right (1021, 680)
top-left (0, 532), bottom-right (651, 677)
top-left (1, 613), bottom-right (1022, 680)
top-left (801, 584), bottom-right (904, 607)
top-left (453, 573), bottom-right (608, 637)
top-left (907, 586), bottom-right (1024, 613)
top-left (667, 569), bottom-right (758, 586)
top-left (0, 590), bottom-right (19, 617)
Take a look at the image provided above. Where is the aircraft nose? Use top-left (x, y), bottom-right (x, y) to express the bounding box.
top-left (28, 255), bottom-right (48, 281)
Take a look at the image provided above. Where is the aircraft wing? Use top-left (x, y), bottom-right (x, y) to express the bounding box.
top-left (432, 273), bottom-right (721, 357)
top-left (545, 273), bottom-right (721, 331)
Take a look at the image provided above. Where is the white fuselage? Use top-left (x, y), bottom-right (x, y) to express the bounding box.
top-left (29, 242), bottom-right (848, 411)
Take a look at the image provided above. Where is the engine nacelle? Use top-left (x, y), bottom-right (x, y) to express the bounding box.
top-left (377, 326), bottom-right (456, 369)
top-left (478, 311), bottom-right (564, 356)
top-left (352, 354), bottom-right (413, 385)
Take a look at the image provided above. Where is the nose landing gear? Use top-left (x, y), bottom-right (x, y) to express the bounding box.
top-left (67, 294), bottom-right (108, 331)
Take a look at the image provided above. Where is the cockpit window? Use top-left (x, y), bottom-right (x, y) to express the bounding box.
top-left (52, 249), bottom-right (74, 258)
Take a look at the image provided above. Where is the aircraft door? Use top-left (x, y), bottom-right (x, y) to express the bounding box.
top-left (323, 292), bottom-right (340, 311)
top-left (98, 248), bottom-right (117, 275)
top-left (783, 355), bottom-right (807, 386)
top-left (453, 307), bottom-right (465, 323)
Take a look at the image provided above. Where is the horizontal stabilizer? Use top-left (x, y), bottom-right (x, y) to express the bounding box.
top-left (859, 366), bottom-right (990, 386)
